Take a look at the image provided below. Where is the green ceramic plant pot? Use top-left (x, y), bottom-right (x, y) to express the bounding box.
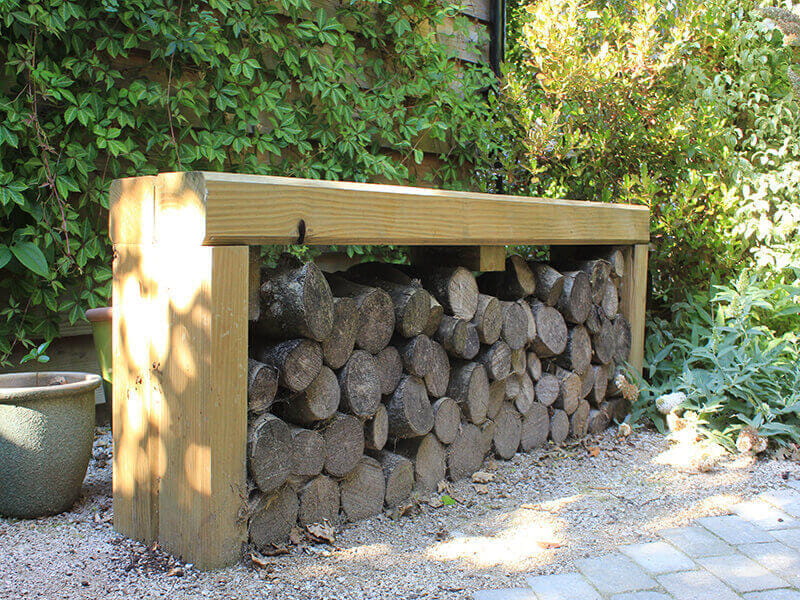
top-left (85, 307), bottom-right (112, 405)
top-left (0, 371), bottom-right (101, 518)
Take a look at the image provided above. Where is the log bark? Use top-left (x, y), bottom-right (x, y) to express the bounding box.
top-left (386, 375), bottom-right (434, 438)
top-left (340, 457), bottom-right (385, 522)
top-left (424, 341), bottom-right (451, 398)
top-left (471, 294), bottom-right (503, 345)
top-left (518, 300), bottom-right (537, 346)
top-left (276, 365), bottom-right (339, 425)
top-left (527, 352), bottom-right (542, 381)
top-left (375, 346), bottom-right (403, 396)
top-left (535, 373), bottom-right (560, 407)
top-left (557, 270), bottom-right (592, 324)
top-left (447, 423), bottom-right (483, 481)
top-left (513, 373), bottom-right (535, 415)
top-left (511, 347), bottom-right (527, 376)
top-left (584, 304), bottom-right (602, 336)
top-left (493, 403), bottom-right (522, 460)
top-left (325, 274), bottom-right (394, 354)
top-left (600, 280), bottom-right (619, 318)
top-left (337, 350), bottom-right (381, 418)
top-left (258, 258), bottom-right (334, 341)
top-left (589, 365), bottom-right (609, 407)
top-left (432, 397), bottom-right (461, 444)
top-left (248, 414), bottom-right (292, 494)
top-left (479, 420), bottom-right (496, 458)
top-left (396, 433), bottom-right (446, 493)
top-left (289, 426), bottom-right (324, 478)
top-left (297, 475), bottom-right (339, 527)
top-left (435, 315), bottom-right (480, 360)
top-left (529, 262), bottom-right (565, 306)
top-left (396, 334), bottom-right (433, 378)
top-left (587, 408), bottom-right (611, 434)
top-left (476, 341), bottom-right (512, 381)
top-left (422, 295), bottom-right (444, 337)
top-left (579, 366), bottom-right (595, 400)
top-left (554, 325), bottom-right (592, 375)
top-left (520, 402), bottom-right (550, 451)
top-left (371, 451), bottom-right (414, 508)
top-left (364, 404), bottom-right (389, 451)
top-left (322, 412), bottom-right (365, 477)
top-left (530, 301), bottom-right (568, 357)
top-left (549, 409), bottom-right (570, 444)
top-left (322, 297), bottom-right (358, 369)
top-left (553, 368), bottom-right (581, 415)
top-left (612, 315), bottom-right (632, 364)
top-left (476, 255), bottom-right (536, 300)
top-left (591, 316), bottom-right (615, 365)
top-left (348, 270), bottom-right (431, 338)
top-left (254, 338), bottom-right (322, 393)
top-left (570, 399), bottom-right (590, 438)
top-left (446, 360), bottom-right (489, 425)
top-left (248, 359), bottom-right (278, 414)
top-left (418, 266), bottom-right (479, 320)
top-left (487, 378), bottom-right (506, 420)
top-left (500, 301), bottom-right (528, 350)
top-left (249, 485), bottom-right (299, 550)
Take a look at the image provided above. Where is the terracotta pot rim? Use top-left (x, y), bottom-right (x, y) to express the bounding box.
top-left (0, 371), bottom-right (102, 404)
top-left (85, 307), bottom-right (112, 323)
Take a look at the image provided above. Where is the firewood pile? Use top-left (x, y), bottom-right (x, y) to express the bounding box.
top-left (246, 251), bottom-right (632, 550)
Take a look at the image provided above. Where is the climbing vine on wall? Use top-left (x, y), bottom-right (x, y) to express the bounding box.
top-left (0, 0), bottom-right (498, 363)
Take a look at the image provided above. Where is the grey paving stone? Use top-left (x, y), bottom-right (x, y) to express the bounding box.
top-left (698, 554), bottom-right (788, 593)
top-left (744, 590), bottom-right (800, 600)
top-left (772, 528), bottom-right (800, 551)
top-left (786, 480), bottom-right (800, 493)
top-left (732, 500), bottom-right (798, 530)
top-left (659, 525), bottom-right (735, 558)
top-left (657, 570), bottom-right (741, 600)
top-left (474, 588), bottom-right (537, 600)
top-left (524, 573), bottom-right (602, 600)
top-left (610, 593), bottom-right (673, 600)
top-left (759, 489), bottom-right (800, 518)
top-left (738, 541), bottom-right (800, 587)
top-left (619, 541), bottom-right (695, 574)
top-left (696, 515), bottom-right (774, 545)
top-left (575, 554), bottom-right (657, 595)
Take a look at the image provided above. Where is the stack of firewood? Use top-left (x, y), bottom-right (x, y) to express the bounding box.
top-left (245, 251), bottom-right (632, 550)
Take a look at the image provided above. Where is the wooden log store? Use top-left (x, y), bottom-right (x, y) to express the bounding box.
top-left (110, 171), bottom-right (649, 569)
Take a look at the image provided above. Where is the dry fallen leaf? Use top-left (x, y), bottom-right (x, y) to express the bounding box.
top-left (471, 471), bottom-right (495, 484)
top-left (306, 521), bottom-right (336, 545)
top-left (288, 526), bottom-right (304, 545)
top-left (166, 566), bottom-right (184, 577)
top-left (587, 446), bottom-right (601, 457)
top-left (259, 545), bottom-right (289, 557)
top-left (536, 540), bottom-right (563, 549)
top-left (473, 484), bottom-right (489, 494)
top-left (249, 551), bottom-right (271, 569)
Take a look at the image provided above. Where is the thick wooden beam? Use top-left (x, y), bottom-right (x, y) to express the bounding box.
top-left (620, 244), bottom-right (649, 375)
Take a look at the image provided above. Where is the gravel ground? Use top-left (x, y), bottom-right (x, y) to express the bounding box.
top-left (1, 426), bottom-right (798, 600)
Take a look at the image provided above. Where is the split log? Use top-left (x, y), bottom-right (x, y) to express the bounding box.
top-left (289, 426), bottom-right (325, 478)
top-left (386, 376), bottom-right (434, 438)
top-left (527, 352), bottom-right (542, 381)
top-left (248, 414), bottom-right (292, 494)
top-left (549, 409), bottom-right (570, 444)
top-left (529, 262), bottom-right (565, 306)
top-left (258, 258), bottom-right (334, 341)
top-left (579, 366), bottom-right (595, 400)
top-left (325, 274), bottom-right (394, 354)
top-left (608, 248), bottom-right (625, 279)
top-left (553, 368), bottom-right (581, 415)
top-left (584, 304), bottom-right (602, 336)
top-left (493, 404), bottom-right (522, 460)
top-left (476, 341), bottom-right (512, 381)
top-left (338, 350), bottom-right (381, 418)
top-left (600, 280), bottom-right (619, 318)
top-left (513, 373), bottom-right (535, 415)
top-left (254, 338), bottom-right (322, 393)
top-left (418, 266), bottom-right (479, 320)
top-left (487, 379), bottom-right (506, 420)
top-left (518, 300), bottom-right (537, 345)
top-left (372, 451), bottom-right (414, 508)
top-left (446, 361), bottom-right (489, 425)
top-left (396, 433), bottom-right (446, 493)
top-left (340, 457), bottom-right (385, 522)
top-left (591, 317), bottom-right (615, 365)
top-left (554, 325), bottom-right (592, 375)
top-left (447, 423), bottom-right (483, 481)
top-left (248, 359), bottom-right (278, 414)
top-left (479, 420), bottom-right (496, 457)
top-left (424, 341), bottom-right (451, 398)
top-left (322, 413), bottom-right (365, 477)
top-left (570, 399), bottom-right (590, 438)
top-left (471, 294), bottom-right (503, 345)
top-left (275, 366), bottom-right (339, 425)
top-left (500, 301), bottom-right (528, 350)
top-left (477, 255), bottom-right (536, 300)
top-left (422, 295), bottom-right (444, 337)
top-left (573, 259), bottom-right (612, 304)
top-left (511, 347), bottom-right (527, 376)
top-left (432, 397), bottom-right (461, 444)
top-left (557, 271), bottom-right (592, 324)
top-left (322, 297), bottom-right (358, 369)
top-left (249, 486), bottom-right (299, 550)
top-left (520, 402), bottom-right (550, 451)
top-left (612, 315), bottom-right (632, 364)
top-left (435, 315), bottom-right (480, 360)
top-left (529, 301), bottom-right (568, 357)
top-left (535, 373), bottom-right (560, 407)
top-left (364, 404), bottom-right (389, 451)
top-left (375, 346), bottom-right (403, 396)
top-left (396, 334), bottom-right (433, 378)
top-left (297, 475), bottom-right (340, 527)
top-left (347, 270), bottom-right (431, 338)
top-left (589, 365), bottom-right (609, 407)
top-left (588, 408), bottom-right (611, 434)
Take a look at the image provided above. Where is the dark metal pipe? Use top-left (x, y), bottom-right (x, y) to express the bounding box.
top-left (490, 0), bottom-right (506, 77)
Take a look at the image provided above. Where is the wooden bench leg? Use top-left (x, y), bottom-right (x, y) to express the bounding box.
top-left (620, 244), bottom-right (648, 375)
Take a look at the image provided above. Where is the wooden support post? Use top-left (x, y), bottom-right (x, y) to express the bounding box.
top-left (409, 246), bottom-right (506, 271)
top-left (619, 244), bottom-right (648, 375)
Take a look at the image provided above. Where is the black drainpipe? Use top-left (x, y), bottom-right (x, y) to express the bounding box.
top-left (489, 0), bottom-right (506, 193)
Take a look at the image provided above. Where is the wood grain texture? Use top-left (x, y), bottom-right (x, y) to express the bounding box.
top-left (619, 244), bottom-right (648, 374)
top-left (140, 172), bottom-right (649, 247)
top-left (109, 176), bottom-right (156, 245)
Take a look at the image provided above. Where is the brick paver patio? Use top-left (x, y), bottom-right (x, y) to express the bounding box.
top-left (474, 482), bottom-right (800, 600)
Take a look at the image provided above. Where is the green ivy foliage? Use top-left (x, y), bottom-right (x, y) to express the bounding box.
top-left (0, 0), bottom-right (498, 364)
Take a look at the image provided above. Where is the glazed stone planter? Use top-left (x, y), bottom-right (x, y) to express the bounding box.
top-left (0, 371), bottom-right (101, 518)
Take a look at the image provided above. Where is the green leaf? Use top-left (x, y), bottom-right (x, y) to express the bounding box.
top-left (11, 242), bottom-right (49, 277)
top-left (441, 494), bottom-right (457, 506)
top-left (0, 246), bottom-right (10, 269)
